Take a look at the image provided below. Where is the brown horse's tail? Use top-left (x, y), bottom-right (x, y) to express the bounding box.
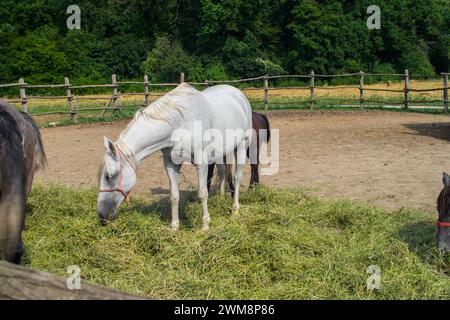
top-left (261, 113), bottom-right (271, 143)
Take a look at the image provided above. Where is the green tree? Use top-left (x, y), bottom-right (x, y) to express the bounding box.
top-left (11, 27), bottom-right (70, 83)
top-left (141, 35), bottom-right (204, 82)
top-left (0, 0), bottom-right (448, 84)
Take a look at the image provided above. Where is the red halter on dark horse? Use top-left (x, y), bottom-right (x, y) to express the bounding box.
top-left (436, 172), bottom-right (450, 250)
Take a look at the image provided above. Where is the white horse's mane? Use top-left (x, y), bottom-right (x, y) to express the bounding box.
top-left (134, 82), bottom-right (198, 125)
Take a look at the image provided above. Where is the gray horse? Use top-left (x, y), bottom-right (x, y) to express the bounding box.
top-left (0, 101), bottom-right (46, 263)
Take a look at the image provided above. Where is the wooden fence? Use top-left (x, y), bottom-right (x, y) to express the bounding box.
top-left (0, 70), bottom-right (449, 122)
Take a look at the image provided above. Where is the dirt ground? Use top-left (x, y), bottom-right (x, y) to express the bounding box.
top-left (35, 109), bottom-right (450, 212)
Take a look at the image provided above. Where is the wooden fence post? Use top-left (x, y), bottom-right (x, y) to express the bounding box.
top-left (264, 76), bottom-right (269, 110)
top-left (19, 78), bottom-right (27, 112)
top-left (404, 69), bottom-right (409, 110)
top-left (443, 73), bottom-right (449, 114)
top-left (112, 74), bottom-right (118, 112)
top-left (359, 71), bottom-right (365, 109)
top-left (65, 77), bottom-right (76, 122)
top-left (144, 75), bottom-right (150, 105)
top-left (204, 80), bottom-right (209, 88)
top-left (180, 72), bottom-right (185, 83)
top-left (309, 71), bottom-right (315, 109)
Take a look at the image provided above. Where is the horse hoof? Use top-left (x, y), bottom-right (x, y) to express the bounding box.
top-left (170, 222), bottom-right (180, 231)
top-left (202, 225), bottom-right (210, 231)
top-left (231, 209), bottom-right (239, 218)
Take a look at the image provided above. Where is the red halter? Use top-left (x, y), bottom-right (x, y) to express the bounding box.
top-left (437, 221), bottom-right (450, 228)
top-left (98, 145), bottom-right (135, 203)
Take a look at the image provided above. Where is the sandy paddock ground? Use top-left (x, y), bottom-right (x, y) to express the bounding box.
top-left (36, 109), bottom-right (450, 213)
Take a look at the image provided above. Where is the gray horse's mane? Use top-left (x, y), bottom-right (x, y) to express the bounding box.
top-left (134, 83), bottom-right (198, 125)
top-left (20, 109), bottom-right (47, 168)
top-left (0, 101), bottom-right (47, 169)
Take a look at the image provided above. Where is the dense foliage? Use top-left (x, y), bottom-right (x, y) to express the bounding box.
top-left (0, 0), bottom-right (448, 84)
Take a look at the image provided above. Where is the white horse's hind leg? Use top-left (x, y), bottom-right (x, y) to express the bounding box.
top-left (217, 163), bottom-right (226, 196)
top-left (232, 141), bottom-right (246, 217)
top-left (196, 163), bottom-right (211, 230)
top-left (163, 150), bottom-right (181, 230)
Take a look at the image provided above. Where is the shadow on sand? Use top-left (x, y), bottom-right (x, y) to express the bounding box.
top-left (402, 122), bottom-right (450, 142)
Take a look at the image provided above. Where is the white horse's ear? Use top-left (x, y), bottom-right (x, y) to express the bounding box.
top-left (104, 136), bottom-right (117, 157)
top-left (443, 172), bottom-right (450, 187)
top-left (104, 137), bottom-right (119, 178)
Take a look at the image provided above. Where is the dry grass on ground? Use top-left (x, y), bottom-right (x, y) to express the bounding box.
top-left (24, 184), bottom-right (449, 299)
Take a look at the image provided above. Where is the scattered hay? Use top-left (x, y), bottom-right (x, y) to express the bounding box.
top-left (23, 184), bottom-right (449, 299)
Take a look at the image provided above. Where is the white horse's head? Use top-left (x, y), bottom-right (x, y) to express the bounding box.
top-left (97, 137), bottom-right (137, 225)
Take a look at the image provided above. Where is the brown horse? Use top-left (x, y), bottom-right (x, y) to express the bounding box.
top-left (436, 173), bottom-right (450, 251)
top-left (0, 101), bottom-right (46, 263)
top-left (207, 111), bottom-right (270, 195)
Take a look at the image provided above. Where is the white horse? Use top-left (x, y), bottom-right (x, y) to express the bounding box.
top-left (97, 83), bottom-right (252, 230)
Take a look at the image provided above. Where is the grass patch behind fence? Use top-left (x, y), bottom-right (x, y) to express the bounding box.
top-left (27, 100), bottom-right (450, 128)
top-left (23, 184), bottom-right (449, 299)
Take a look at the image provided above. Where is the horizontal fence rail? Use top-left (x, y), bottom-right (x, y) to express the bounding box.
top-left (0, 70), bottom-right (449, 122)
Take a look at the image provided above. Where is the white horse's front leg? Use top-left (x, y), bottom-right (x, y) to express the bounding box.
top-left (232, 141), bottom-right (246, 217)
top-left (196, 163), bottom-right (211, 230)
top-left (163, 151), bottom-right (182, 230)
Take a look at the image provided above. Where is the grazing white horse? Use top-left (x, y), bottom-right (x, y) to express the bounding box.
top-left (97, 83), bottom-right (252, 230)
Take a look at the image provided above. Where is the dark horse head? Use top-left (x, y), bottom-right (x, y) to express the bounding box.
top-left (436, 173), bottom-right (450, 251)
top-left (0, 101), bottom-right (46, 263)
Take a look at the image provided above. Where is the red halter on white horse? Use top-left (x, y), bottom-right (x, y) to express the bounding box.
top-left (98, 144), bottom-right (136, 203)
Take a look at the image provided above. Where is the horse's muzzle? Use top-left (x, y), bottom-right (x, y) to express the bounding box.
top-left (98, 209), bottom-right (117, 226)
